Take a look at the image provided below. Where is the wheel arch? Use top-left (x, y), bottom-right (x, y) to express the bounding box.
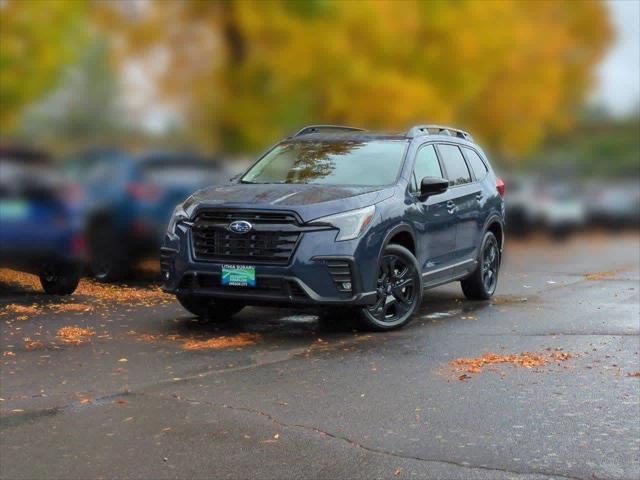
top-left (378, 223), bottom-right (418, 268)
top-left (483, 215), bottom-right (504, 252)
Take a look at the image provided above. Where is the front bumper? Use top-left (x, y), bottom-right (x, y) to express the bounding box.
top-left (160, 224), bottom-right (378, 307)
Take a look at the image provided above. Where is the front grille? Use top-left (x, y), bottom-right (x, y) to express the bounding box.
top-left (191, 209), bottom-right (300, 265)
top-left (195, 210), bottom-right (297, 225)
top-left (325, 260), bottom-right (353, 293)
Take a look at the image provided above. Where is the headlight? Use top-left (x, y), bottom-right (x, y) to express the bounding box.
top-left (167, 204), bottom-right (189, 235)
top-left (309, 205), bottom-right (375, 241)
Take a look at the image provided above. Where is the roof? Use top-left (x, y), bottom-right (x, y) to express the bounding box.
top-left (287, 124), bottom-right (475, 143)
top-left (288, 132), bottom-right (409, 142)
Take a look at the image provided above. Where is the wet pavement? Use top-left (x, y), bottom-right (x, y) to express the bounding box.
top-left (1, 234), bottom-right (639, 479)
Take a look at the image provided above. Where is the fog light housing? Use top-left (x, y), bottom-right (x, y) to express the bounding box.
top-left (341, 282), bottom-right (352, 291)
top-left (164, 271), bottom-right (171, 280)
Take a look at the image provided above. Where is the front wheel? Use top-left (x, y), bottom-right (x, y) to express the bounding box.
top-left (88, 222), bottom-right (130, 282)
top-left (39, 263), bottom-right (81, 295)
top-left (357, 244), bottom-right (422, 331)
top-left (461, 231), bottom-right (500, 300)
top-left (176, 294), bottom-right (245, 321)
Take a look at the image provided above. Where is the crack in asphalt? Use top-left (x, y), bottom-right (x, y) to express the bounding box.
top-left (0, 338), bottom-right (372, 424)
top-left (165, 392), bottom-right (582, 480)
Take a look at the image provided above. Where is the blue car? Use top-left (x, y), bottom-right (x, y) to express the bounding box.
top-left (161, 125), bottom-right (506, 330)
top-left (68, 149), bottom-right (223, 282)
top-left (0, 146), bottom-right (84, 294)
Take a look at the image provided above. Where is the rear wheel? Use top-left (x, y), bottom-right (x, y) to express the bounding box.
top-left (357, 244), bottom-right (422, 331)
top-left (176, 294), bottom-right (244, 321)
top-left (39, 262), bottom-right (80, 295)
top-left (461, 231), bottom-right (500, 300)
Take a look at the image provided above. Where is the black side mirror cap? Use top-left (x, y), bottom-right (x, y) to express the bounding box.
top-left (419, 176), bottom-right (449, 200)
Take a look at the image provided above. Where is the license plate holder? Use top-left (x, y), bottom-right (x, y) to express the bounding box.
top-left (221, 265), bottom-right (256, 287)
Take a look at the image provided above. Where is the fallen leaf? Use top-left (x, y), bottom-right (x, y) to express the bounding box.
top-left (449, 350), bottom-right (576, 377)
top-left (57, 326), bottom-right (95, 345)
top-left (181, 333), bottom-right (261, 350)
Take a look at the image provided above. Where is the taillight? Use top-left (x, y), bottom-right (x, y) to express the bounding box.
top-left (496, 177), bottom-right (505, 198)
top-left (71, 233), bottom-right (86, 255)
top-left (127, 182), bottom-right (160, 200)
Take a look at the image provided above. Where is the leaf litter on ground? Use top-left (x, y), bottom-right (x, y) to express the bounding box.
top-left (449, 349), bottom-right (576, 379)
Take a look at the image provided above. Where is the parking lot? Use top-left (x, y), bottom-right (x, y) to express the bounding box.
top-left (1, 234), bottom-right (639, 480)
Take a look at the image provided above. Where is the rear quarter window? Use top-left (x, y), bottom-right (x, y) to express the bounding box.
top-left (462, 148), bottom-right (488, 180)
top-left (437, 144), bottom-right (471, 186)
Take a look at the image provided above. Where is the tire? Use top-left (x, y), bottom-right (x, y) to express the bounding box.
top-left (461, 231), bottom-right (500, 300)
top-left (176, 294), bottom-right (245, 321)
top-left (357, 244), bottom-right (422, 331)
top-left (88, 222), bottom-right (130, 282)
top-left (39, 263), bottom-right (81, 295)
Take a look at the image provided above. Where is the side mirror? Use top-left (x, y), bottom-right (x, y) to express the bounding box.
top-left (419, 176), bottom-right (449, 200)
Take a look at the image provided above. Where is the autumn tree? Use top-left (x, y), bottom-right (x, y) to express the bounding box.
top-left (108, 0), bottom-right (612, 159)
top-left (2, 0), bottom-right (612, 161)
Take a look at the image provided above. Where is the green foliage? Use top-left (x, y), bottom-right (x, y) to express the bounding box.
top-left (19, 37), bottom-right (123, 146)
top-left (534, 117), bottom-right (640, 178)
top-left (0, 0), bottom-right (89, 130)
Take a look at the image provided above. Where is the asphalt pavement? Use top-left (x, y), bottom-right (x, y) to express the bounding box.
top-left (1, 234), bottom-right (639, 480)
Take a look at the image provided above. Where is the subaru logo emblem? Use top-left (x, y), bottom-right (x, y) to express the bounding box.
top-left (228, 220), bottom-right (252, 234)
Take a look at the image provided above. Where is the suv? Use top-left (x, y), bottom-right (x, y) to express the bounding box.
top-left (1, 146), bottom-right (84, 294)
top-left (161, 125), bottom-right (505, 330)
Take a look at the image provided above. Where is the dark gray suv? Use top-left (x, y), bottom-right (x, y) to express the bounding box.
top-left (161, 125), bottom-right (505, 330)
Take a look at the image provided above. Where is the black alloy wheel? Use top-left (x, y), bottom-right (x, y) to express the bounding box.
top-left (358, 244), bottom-right (422, 331)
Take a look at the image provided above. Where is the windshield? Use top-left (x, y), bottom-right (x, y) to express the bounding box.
top-left (241, 139), bottom-right (407, 186)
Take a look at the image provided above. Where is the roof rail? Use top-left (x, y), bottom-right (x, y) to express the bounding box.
top-left (407, 125), bottom-right (474, 142)
top-left (293, 125), bottom-right (366, 137)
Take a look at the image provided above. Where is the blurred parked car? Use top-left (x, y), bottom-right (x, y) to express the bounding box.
top-left (505, 175), bottom-right (536, 236)
top-left (505, 175), bottom-right (587, 239)
top-left (586, 182), bottom-right (640, 228)
top-left (534, 182), bottom-right (587, 239)
top-left (0, 146), bottom-right (84, 294)
top-left (66, 149), bottom-right (224, 282)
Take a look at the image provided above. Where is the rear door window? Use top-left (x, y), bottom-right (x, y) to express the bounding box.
top-left (462, 148), bottom-right (488, 180)
top-left (437, 144), bottom-right (471, 186)
top-left (411, 144), bottom-right (442, 192)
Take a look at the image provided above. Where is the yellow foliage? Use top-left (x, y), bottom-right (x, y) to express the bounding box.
top-left (2, 0), bottom-right (613, 161)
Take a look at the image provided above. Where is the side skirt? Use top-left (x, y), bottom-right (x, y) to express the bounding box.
top-left (421, 259), bottom-right (477, 290)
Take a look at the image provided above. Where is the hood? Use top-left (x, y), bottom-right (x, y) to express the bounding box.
top-left (183, 183), bottom-right (394, 223)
